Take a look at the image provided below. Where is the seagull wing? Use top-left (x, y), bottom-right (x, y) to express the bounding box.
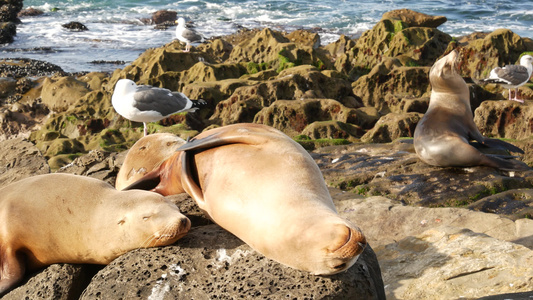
top-left (491, 65), bottom-right (530, 86)
top-left (132, 86), bottom-right (191, 117)
top-left (180, 27), bottom-right (204, 43)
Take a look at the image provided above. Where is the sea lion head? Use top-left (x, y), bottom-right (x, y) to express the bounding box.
top-left (294, 218), bottom-right (367, 275)
top-left (116, 133), bottom-right (186, 190)
top-left (429, 50), bottom-right (468, 95)
top-left (109, 190), bottom-right (191, 250)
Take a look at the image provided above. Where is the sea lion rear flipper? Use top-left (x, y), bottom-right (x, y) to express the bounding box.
top-left (121, 169), bottom-right (161, 191)
top-left (481, 138), bottom-right (524, 154)
top-left (485, 154), bottom-right (531, 171)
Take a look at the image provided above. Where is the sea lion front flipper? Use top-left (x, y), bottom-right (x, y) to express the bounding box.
top-left (0, 249), bottom-right (25, 297)
top-left (180, 150), bottom-right (207, 210)
top-left (177, 129), bottom-right (271, 152)
top-left (121, 169), bottom-right (161, 191)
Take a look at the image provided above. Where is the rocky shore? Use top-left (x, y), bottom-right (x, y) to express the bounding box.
top-left (1, 8), bottom-right (533, 300)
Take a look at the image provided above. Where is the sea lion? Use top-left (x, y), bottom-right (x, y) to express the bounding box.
top-left (414, 50), bottom-right (530, 171)
top-left (0, 173), bottom-right (191, 296)
top-left (123, 123), bottom-right (367, 275)
top-left (116, 133), bottom-right (186, 190)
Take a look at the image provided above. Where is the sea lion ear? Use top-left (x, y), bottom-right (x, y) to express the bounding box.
top-left (121, 169), bottom-right (161, 191)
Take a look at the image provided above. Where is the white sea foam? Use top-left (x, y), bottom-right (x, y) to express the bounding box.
top-left (6, 0), bottom-right (533, 73)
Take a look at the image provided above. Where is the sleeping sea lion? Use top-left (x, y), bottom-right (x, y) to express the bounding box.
top-left (123, 123), bottom-right (367, 275)
top-left (0, 173), bottom-right (191, 296)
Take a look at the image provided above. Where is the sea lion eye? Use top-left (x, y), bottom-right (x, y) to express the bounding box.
top-left (143, 216), bottom-right (151, 221)
top-left (118, 219), bottom-right (125, 225)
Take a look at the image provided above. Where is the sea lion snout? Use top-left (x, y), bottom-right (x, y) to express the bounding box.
top-left (327, 224), bottom-right (367, 258)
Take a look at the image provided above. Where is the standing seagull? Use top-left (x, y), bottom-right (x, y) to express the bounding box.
top-left (112, 79), bottom-right (206, 136)
top-left (479, 55), bottom-right (533, 103)
top-left (175, 17), bottom-right (204, 52)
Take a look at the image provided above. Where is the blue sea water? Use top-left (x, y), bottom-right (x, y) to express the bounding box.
top-left (1, 0), bottom-right (533, 73)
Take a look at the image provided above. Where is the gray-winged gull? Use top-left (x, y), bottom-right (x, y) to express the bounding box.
top-left (480, 54), bottom-right (533, 103)
top-left (112, 79), bottom-right (206, 136)
top-left (175, 17), bottom-right (205, 52)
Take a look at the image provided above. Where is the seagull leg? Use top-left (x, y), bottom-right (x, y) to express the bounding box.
top-left (143, 122), bottom-right (148, 136)
top-left (185, 43), bottom-right (191, 52)
top-left (511, 88), bottom-right (525, 103)
top-left (508, 89), bottom-right (512, 101)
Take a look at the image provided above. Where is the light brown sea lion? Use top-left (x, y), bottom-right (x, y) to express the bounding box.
top-left (414, 50), bottom-right (530, 171)
top-left (0, 173), bottom-right (191, 296)
top-left (124, 123), bottom-right (367, 275)
top-left (116, 133), bottom-right (186, 190)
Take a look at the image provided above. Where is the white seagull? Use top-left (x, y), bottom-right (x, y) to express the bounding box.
top-left (480, 54), bottom-right (533, 103)
top-left (175, 17), bottom-right (205, 52)
top-left (111, 79), bottom-right (206, 136)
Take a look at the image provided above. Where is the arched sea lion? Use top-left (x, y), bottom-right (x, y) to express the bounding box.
top-left (116, 133), bottom-right (186, 190)
top-left (123, 123), bottom-right (367, 275)
top-left (0, 173), bottom-right (191, 296)
top-left (414, 50), bottom-right (530, 171)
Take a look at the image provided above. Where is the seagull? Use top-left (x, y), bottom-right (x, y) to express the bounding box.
top-left (111, 79), bottom-right (206, 136)
top-left (479, 55), bottom-right (533, 103)
top-left (175, 17), bottom-right (205, 52)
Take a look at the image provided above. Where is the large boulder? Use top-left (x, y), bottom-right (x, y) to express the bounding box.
top-left (381, 9), bottom-right (447, 28)
top-left (361, 112), bottom-right (422, 143)
top-left (0, 137), bottom-right (50, 186)
top-left (80, 224), bottom-right (386, 299)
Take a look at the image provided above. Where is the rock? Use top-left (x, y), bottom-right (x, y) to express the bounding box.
top-left (253, 99), bottom-right (362, 137)
top-left (361, 112), bottom-right (422, 143)
top-left (151, 9), bottom-right (177, 24)
top-left (56, 150), bottom-right (123, 185)
top-left (17, 7), bottom-right (44, 17)
top-left (377, 226), bottom-right (533, 299)
top-left (0, 21), bottom-right (16, 43)
top-left (467, 189), bottom-right (533, 220)
top-left (1, 264), bottom-right (100, 300)
top-left (0, 58), bottom-right (65, 78)
top-left (312, 139), bottom-right (533, 210)
top-left (336, 196), bottom-right (533, 299)
top-left (41, 76), bottom-right (90, 112)
top-left (458, 29), bottom-right (531, 79)
top-left (352, 59), bottom-right (431, 113)
top-left (0, 0), bottom-right (23, 23)
top-left (0, 137), bottom-right (50, 186)
top-left (61, 21), bottom-right (88, 31)
top-left (474, 100), bottom-right (533, 140)
top-left (80, 225), bottom-right (386, 299)
top-left (381, 9), bottom-right (447, 28)
top-left (301, 120), bottom-right (363, 142)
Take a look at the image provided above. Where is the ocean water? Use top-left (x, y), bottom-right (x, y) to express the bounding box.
top-left (1, 0), bottom-right (533, 73)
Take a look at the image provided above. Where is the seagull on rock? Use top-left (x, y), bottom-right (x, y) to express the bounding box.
top-left (112, 79), bottom-right (206, 136)
top-left (480, 55), bottom-right (533, 103)
top-left (175, 17), bottom-right (204, 52)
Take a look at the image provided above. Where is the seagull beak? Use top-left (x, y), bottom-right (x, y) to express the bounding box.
top-left (175, 19), bottom-right (178, 24)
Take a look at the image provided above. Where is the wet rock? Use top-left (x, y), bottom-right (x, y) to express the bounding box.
top-left (151, 9), bottom-right (177, 25)
top-left (80, 225), bottom-right (385, 300)
top-left (62, 21), bottom-right (88, 31)
top-left (0, 0), bottom-right (23, 23)
top-left (17, 7), bottom-right (44, 17)
top-left (0, 58), bottom-right (65, 78)
top-left (0, 21), bottom-right (16, 43)
top-left (0, 137), bottom-right (50, 186)
top-left (381, 9), bottom-right (447, 28)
